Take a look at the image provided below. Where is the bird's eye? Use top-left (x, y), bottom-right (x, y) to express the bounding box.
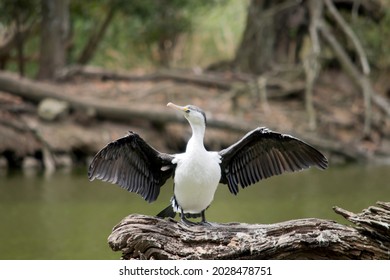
top-left (185, 109), bottom-right (190, 113)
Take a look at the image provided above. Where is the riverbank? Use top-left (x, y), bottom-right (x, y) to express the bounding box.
top-left (0, 67), bottom-right (389, 172)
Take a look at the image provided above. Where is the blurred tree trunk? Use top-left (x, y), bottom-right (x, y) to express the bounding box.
top-left (37, 0), bottom-right (69, 80)
top-left (234, 0), bottom-right (305, 74)
top-left (15, 14), bottom-right (25, 76)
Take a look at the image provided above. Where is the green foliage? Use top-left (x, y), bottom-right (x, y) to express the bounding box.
top-left (91, 0), bottom-right (246, 69)
top-left (0, 0), bottom-right (245, 73)
top-left (67, 0), bottom-right (230, 68)
top-left (349, 6), bottom-right (390, 70)
top-left (177, 0), bottom-right (247, 67)
top-left (3, 0), bottom-right (389, 75)
top-left (121, 0), bottom-right (196, 43)
top-left (0, 0), bottom-right (39, 22)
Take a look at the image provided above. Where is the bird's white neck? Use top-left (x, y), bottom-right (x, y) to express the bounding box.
top-left (186, 121), bottom-right (206, 153)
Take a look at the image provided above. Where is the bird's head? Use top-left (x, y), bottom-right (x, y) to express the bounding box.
top-left (167, 102), bottom-right (206, 127)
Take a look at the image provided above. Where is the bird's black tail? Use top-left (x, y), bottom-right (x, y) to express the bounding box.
top-left (157, 204), bottom-right (176, 219)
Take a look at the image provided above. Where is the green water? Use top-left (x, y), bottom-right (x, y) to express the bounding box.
top-left (0, 165), bottom-right (389, 259)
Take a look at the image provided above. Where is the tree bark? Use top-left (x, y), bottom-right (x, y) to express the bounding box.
top-left (303, 0), bottom-right (323, 130)
top-left (232, 0), bottom-right (385, 76)
top-left (15, 15), bottom-right (25, 77)
top-left (233, 0), bottom-right (303, 74)
top-left (234, 0), bottom-right (274, 74)
top-left (108, 201), bottom-right (390, 260)
top-left (37, 0), bottom-right (69, 80)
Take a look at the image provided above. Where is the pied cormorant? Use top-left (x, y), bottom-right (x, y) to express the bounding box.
top-left (88, 102), bottom-right (328, 225)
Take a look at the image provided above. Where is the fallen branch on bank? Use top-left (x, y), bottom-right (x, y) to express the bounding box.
top-left (108, 201), bottom-right (390, 260)
top-left (57, 65), bottom-right (306, 99)
top-left (0, 71), bottom-right (250, 132)
top-left (58, 65), bottom-right (235, 90)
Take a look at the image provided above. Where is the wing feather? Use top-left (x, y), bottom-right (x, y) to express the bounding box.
top-left (88, 131), bottom-right (175, 202)
top-left (219, 127), bottom-right (328, 195)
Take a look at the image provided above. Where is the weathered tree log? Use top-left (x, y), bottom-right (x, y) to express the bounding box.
top-left (0, 71), bottom-right (251, 132)
top-left (57, 65), bottom-right (306, 99)
top-left (58, 65), bottom-right (237, 90)
top-left (108, 201), bottom-right (390, 260)
top-left (0, 69), bottom-right (307, 137)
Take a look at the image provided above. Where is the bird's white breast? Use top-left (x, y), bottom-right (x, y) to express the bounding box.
top-left (172, 150), bottom-right (221, 214)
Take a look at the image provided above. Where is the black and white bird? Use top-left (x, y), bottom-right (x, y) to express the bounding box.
top-left (88, 102), bottom-right (328, 225)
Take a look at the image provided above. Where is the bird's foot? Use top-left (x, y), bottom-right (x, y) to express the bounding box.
top-left (180, 217), bottom-right (198, 226)
top-left (180, 218), bottom-right (214, 227)
top-left (199, 220), bottom-right (213, 226)
top-left (180, 210), bottom-right (213, 226)
top-left (200, 210), bottom-right (213, 226)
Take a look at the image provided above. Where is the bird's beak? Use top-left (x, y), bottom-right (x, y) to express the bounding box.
top-left (167, 102), bottom-right (188, 112)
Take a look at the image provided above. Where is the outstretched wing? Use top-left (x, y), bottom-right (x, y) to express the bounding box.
top-left (219, 127), bottom-right (328, 195)
top-left (88, 131), bottom-right (175, 202)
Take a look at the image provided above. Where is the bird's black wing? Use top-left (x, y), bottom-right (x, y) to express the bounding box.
top-left (88, 131), bottom-right (175, 202)
top-left (219, 127), bottom-right (328, 195)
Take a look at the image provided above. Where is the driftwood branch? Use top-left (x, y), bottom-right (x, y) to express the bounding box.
top-left (108, 201), bottom-right (390, 260)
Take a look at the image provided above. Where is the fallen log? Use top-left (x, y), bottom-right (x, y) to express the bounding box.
top-left (0, 71), bottom-right (250, 132)
top-left (57, 65), bottom-right (306, 99)
top-left (57, 65), bottom-right (237, 90)
top-left (108, 201), bottom-right (390, 260)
